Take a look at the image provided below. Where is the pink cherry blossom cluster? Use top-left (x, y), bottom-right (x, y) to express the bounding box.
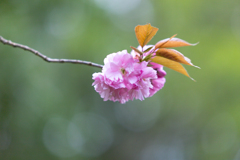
top-left (92, 49), bottom-right (166, 104)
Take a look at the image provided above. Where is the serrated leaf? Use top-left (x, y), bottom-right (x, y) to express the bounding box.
top-left (151, 56), bottom-right (195, 81)
top-left (135, 24), bottom-right (158, 47)
top-left (130, 46), bottom-right (143, 55)
top-left (155, 48), bottom-right (200, 68)
top-left (155, 37), bottom-right (198, 49)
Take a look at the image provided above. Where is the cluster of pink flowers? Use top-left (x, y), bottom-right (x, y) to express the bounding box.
top-left (92, 48), bottom-right (166, 104)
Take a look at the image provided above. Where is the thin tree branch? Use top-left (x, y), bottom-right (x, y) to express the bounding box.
top-left (0, 36), bottom-right (103, 69)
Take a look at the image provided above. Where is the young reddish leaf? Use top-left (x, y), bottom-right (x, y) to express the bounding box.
top-left (155, 34), bottom-right (177, 49)
top-left (155, 37), bottom-right (198, 49)
top-left (130, 46), bottom-right (143, 55)
top-left (135, 24), bottom-right (158, 47)
top-left (151, 56), bottom-right (195, 81)
top-left (155, 48), bottom-right (200, 68)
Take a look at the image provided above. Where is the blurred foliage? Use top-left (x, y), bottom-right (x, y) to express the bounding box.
top-left (1, 0), bottom-right (240, 160)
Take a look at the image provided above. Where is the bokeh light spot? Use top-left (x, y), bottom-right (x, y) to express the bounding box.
top-left (140, 141), bottom-right (185, 160)
top-left (45, 4), bottom-right (88, 38)
top-left (114, 99), bottom-right (161, 132)
top-left (43, 116), bottom-right (78, 158)
top-left (94, 0), bottom-right (142, 15)
top-left (70, 112), bottom-right (114, 157)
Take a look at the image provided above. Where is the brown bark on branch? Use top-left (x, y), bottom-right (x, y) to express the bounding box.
top-left (0, 36), bottom-right (103, 69)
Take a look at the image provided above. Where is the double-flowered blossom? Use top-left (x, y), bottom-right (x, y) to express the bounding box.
top-left (93, 23), bottom-right (198, 104)
top-left (92, 50), bottom-right (166, 104)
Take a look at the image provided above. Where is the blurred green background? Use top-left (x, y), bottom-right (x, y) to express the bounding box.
top-left (1, 0), bottom-right (240, 160)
